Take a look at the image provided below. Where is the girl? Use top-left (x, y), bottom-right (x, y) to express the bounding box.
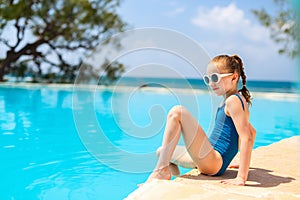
top-left (146, 54), bottom-right (256, 186)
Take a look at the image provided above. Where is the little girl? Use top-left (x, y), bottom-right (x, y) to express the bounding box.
top-left (147, 54), bottom-right (256, 186)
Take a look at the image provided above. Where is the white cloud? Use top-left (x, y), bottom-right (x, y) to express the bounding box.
top-left (189, 3), bottom-right (298, 81)
top-left (165, 6), bottom-right (186, 17)
top-left (191, 3), bottom-right (269, 42)
top-left (166, 7), bottom-right (186, 17)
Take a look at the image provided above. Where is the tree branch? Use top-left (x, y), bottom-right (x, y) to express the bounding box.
top-left (13, 18), bottom-right (25, 49)
top-left (0, 38), bottom-right (14, 48)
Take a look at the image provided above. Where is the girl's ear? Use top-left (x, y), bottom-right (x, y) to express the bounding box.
top-left (232, 73), bottom-right (239, 83)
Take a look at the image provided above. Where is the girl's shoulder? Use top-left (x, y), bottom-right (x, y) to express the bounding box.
top-left (225, 93), bottom-right (250, 119)
top-left (225, 93), bottom-right (246, 111)
top-left (225, 93), bottom-right (242, 102)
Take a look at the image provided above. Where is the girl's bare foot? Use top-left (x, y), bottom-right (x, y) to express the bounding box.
top-left (146, 166), bottom-right (171, 183)
top-left (169, 163), bottom-right (180, 176)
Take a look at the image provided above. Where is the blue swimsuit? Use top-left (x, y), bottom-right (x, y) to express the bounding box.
top-left (208, 94), bottom-right (245, 176)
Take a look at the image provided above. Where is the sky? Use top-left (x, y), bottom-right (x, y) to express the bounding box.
top-left (115, 0), bottom-right (298, 81)
top-left (0, 0), bottom-right (298, 82)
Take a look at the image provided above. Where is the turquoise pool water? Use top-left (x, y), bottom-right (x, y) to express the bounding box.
top-left (0, 85), bottom-right (299, 200)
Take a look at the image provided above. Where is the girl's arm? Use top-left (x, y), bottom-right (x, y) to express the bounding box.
top-left (221, 96), bottom-right (256, 185)
top-left (236, 123), bottom-right (254, 183)
top-left (228, 123), bottom-right (256, 169)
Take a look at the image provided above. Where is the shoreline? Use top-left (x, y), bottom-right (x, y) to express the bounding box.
top-left (0, 82), bottom-right (299, 100)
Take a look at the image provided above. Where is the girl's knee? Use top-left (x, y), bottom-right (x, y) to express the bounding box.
top-left (168, 105), bottom-right (186, 120)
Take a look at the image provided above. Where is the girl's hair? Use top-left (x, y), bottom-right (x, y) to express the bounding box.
top-left (212, 54), bottom-right (252, 106)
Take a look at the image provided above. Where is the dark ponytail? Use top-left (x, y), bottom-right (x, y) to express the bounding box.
top-left (231, 55), bottom-right (252, 106)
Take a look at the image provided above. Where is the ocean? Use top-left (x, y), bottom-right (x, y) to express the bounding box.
top-left (113, 77), bottom-right (298, 93)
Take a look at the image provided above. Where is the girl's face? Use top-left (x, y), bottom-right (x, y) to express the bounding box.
top-left (205, 62), bottom-right (236, 96)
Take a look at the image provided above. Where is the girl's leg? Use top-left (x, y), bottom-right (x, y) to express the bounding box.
top-left (177, 106), bottom-right (222, 174)
top-left (156, 145), bottom-right (195, 177)
top-left (147, 105), bottom-right (222, 181)
top-left (157, 145), bottom-right (197, 169)
top-left (146, 106), bottom-right (182, 181)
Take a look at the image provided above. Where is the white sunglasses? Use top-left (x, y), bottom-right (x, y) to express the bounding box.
top-left (203, 73), bottom-right (233, 85)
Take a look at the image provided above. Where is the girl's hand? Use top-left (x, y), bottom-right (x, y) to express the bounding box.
top-left (220, 177), bottom-right (245, 186)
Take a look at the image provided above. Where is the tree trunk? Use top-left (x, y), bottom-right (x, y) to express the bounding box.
top-left (0, 51), bottom-right (17, 82)
top-left (0, 63), bottom-right (4, 82)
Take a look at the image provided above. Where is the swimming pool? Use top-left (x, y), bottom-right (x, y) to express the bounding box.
top-left (0, 84), bottom-right (299, 199)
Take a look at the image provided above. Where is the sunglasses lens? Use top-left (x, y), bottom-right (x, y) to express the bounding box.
top-left (203, 76), bottom-right (210, 85)
top-left (211, 74), bottom-right (219, 83)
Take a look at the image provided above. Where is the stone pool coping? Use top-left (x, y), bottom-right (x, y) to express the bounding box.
top-left (125, 136), bottom-right (300, 199)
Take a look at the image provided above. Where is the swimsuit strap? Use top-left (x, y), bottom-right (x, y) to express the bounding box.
top-left (234, 93), bottom-right (245, 111)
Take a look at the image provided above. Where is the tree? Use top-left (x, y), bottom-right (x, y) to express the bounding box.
top-left (252, 0), bottom-right (299, 58)
top-left (0, 0), bottom-right (127, 83)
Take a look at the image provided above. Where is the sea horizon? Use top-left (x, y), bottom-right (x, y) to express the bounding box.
top-left (1, 76), bottom-right (299, 93)
top-left (114, 76), bottom-right (299, 93)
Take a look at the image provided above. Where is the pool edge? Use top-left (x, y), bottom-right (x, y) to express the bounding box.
top-left (125, 136), bottom-right (300, 200)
